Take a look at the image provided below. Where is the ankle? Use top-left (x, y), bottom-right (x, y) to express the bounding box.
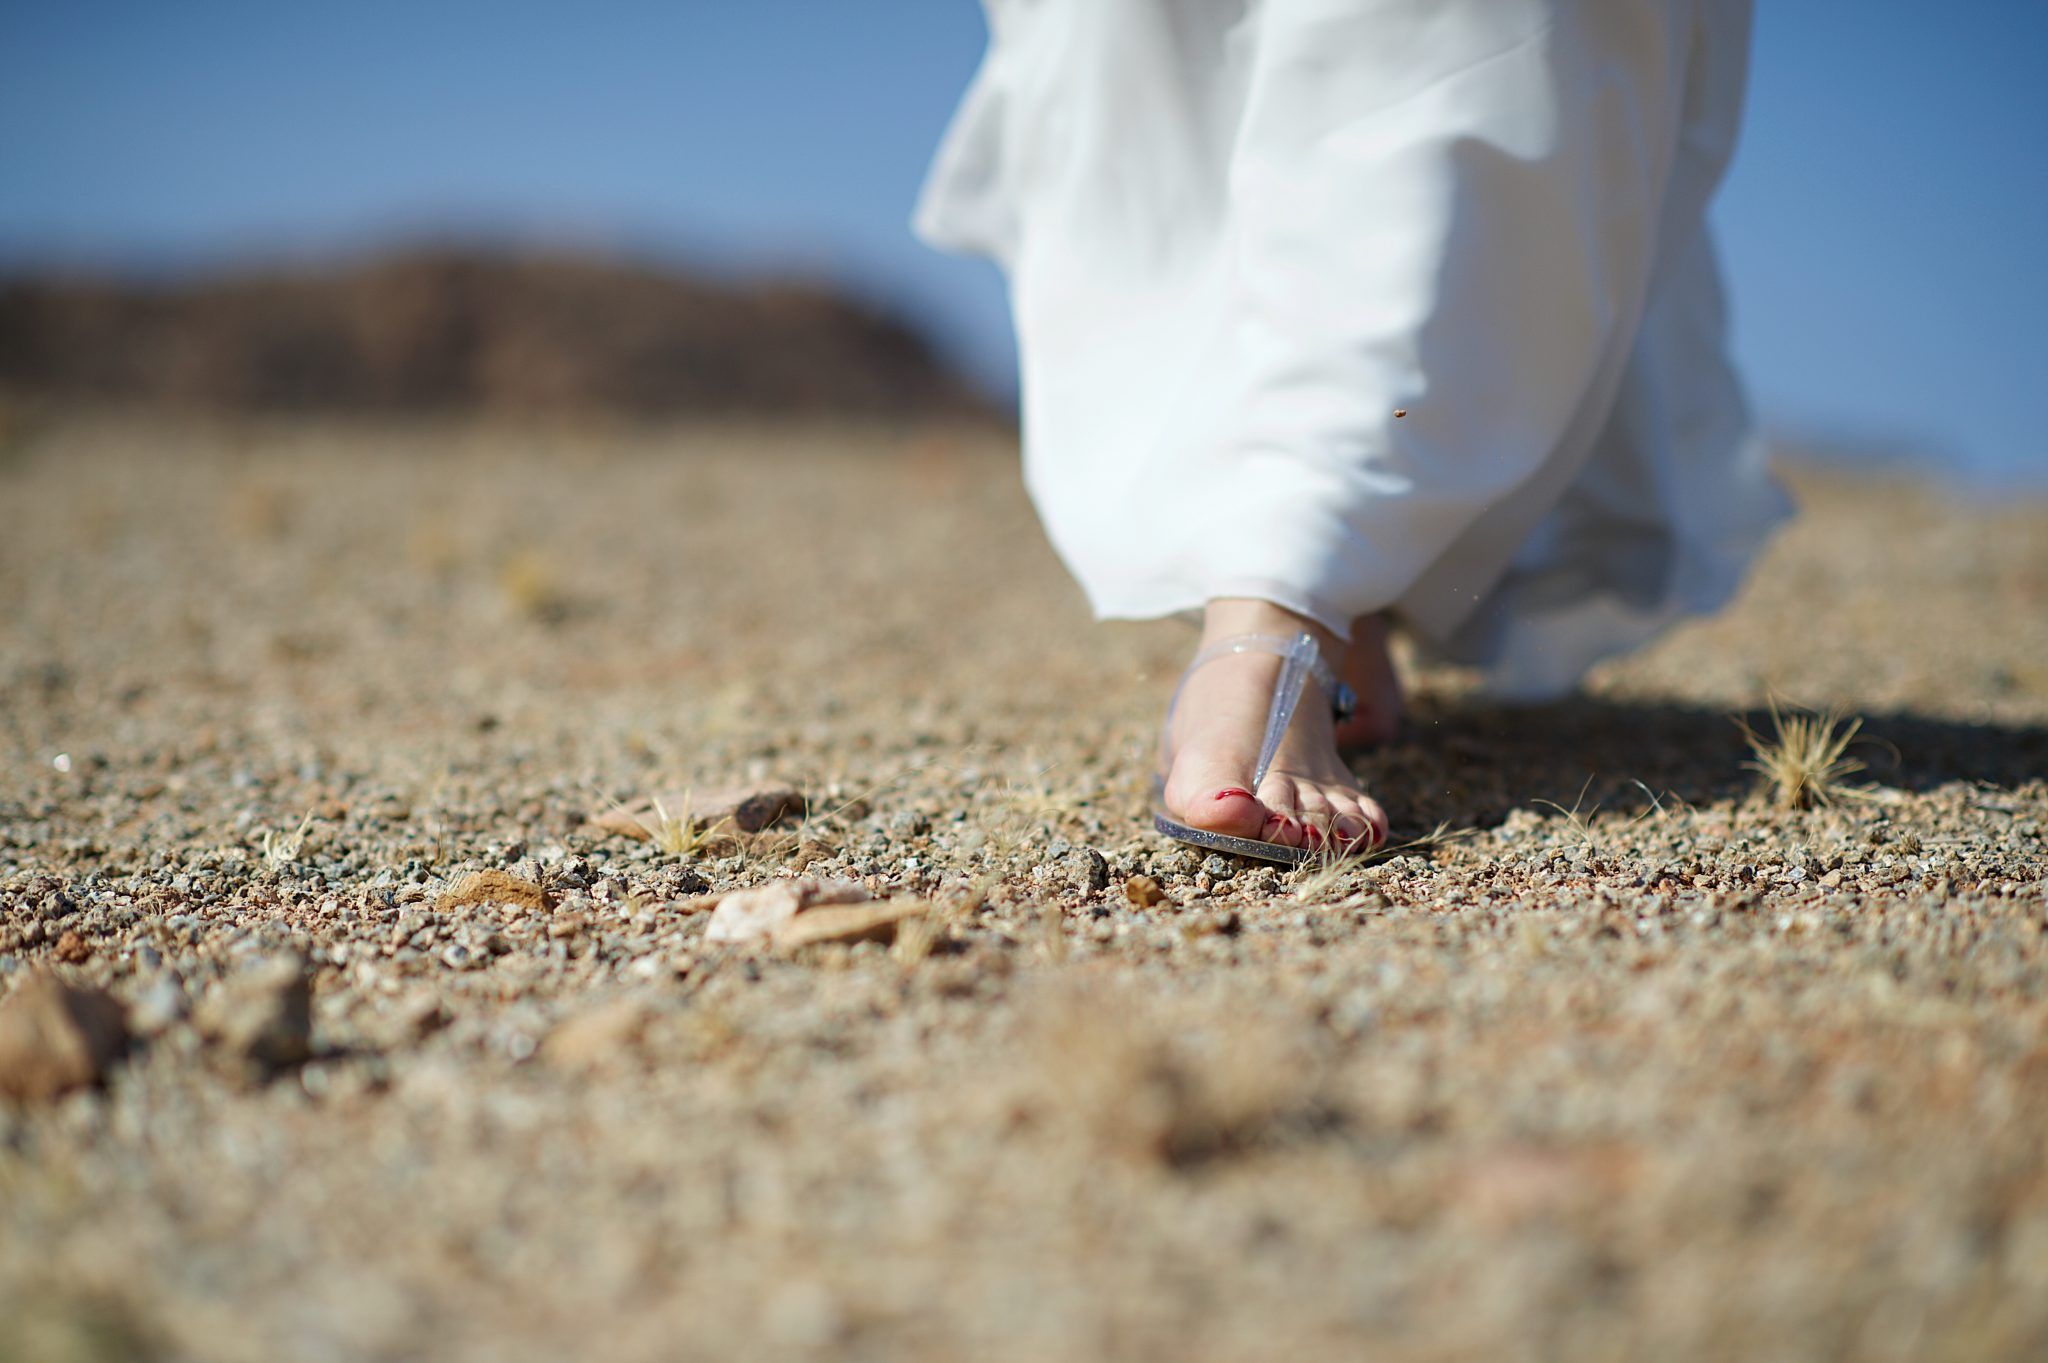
top-left (1200, 597), bottom-right (1343, 659)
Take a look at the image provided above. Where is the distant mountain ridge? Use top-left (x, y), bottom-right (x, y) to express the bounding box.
top-left (0, 248), bottom-right (993, 419)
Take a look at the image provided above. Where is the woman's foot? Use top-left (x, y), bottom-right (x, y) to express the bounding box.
top-left (1161, 599), bottom-right (1391, 854)
top-left (1336, 612), bottom-right (1404, 750)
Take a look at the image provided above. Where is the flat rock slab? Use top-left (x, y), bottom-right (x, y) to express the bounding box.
top-left (702, 878), bottom-right (872, 946)
top-left (0, 971), bottom-right (129, 1103)
top-left (773, 901), bottom-right (928, 951)
top-left (591, 787), bottom-right (807, 841)
top-left (437, 869), bottom-right (551, 913)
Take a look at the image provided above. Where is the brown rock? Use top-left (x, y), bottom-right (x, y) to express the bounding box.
top-left (1125, 875), bottom-right (1168, 909)
top-left (437, 869), bottom-right (550, 913)
top-left (54, 929), bottom-right (91, 963)
top-left (197, 955), bottom-right (313, 1076)
top-left (591, 786), bottom-right (806, 841)
top-left (703, 878), bottom-right (870, 946)
top-left (0, 972), bottom-right (129, 1103)
top-left (716, 787), bottom-right (808, 833)
top-left (775, 901), bottom-right (928, 952)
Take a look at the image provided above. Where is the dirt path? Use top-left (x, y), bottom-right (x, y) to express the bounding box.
top-left (2, 418), bottom-right (2045, 1362)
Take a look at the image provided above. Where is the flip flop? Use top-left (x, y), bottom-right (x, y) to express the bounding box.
top-left (1153, 630), bottom-right (1363, 867)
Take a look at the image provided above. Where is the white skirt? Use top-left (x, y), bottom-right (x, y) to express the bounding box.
top-left (916, 0), bottom-right (1794, 700)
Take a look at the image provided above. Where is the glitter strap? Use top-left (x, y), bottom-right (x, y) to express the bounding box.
top-left (1160, 631), bottom-right (1356, 786)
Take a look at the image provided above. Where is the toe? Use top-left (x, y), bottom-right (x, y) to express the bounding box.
top-left (1329, 792), bottom-right (1383, 853)
top-left (1335, 785), bottom-right (1400, 851)
top-left (1283, 783), bottom-right (1338, 852)
top-left (1255, 775), bottom-right (1310, 848)
top-left (1358, 794), bottom-right (1391, 846)
top-left (1165, 760), bottom-right (1271, 839)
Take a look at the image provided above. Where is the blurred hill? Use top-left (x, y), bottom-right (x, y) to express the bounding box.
top-left (0, 248), bottom-right (994, 419)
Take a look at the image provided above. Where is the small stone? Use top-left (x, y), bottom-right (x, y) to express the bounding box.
top-left (196, 954), bottom-right (313, 1077)
top-left (436, 869), bottom-right (550, 914)
top-left (54, 930), bottom-right (92, 964)
top-left (703, 878), bottom-right (870, 946)
top-left (1238, 867), bottom-right (1282, 896)
top-left (1063, 847), bottom-right (1111, 894)
top-left (1124, 875), bottom-right (1168, 909)
top-left (791, 839), bottom-right (837, 873)
top-left (0, 972), bottom-right (130, 1102)
top-left (717, 787), bottom-right (809, 833)
top-left (667, 866), bottom-right (713, 898)
top-left (1201, 854), bottom-right (1236, 881)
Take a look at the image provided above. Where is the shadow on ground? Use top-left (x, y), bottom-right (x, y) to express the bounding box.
top-left (1371, 697), bottom-right (2048, 835)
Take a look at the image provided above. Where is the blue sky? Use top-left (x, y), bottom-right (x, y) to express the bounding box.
top-left (2, 1), bottom-right (2042, 483)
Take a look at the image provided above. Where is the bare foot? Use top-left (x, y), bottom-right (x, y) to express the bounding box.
top-left (1161, 599), bottom-right (1391, 854)
top-left (1335, 612), bottom-right (1404, 750)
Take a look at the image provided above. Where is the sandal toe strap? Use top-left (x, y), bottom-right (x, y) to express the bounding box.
top-left (1183, 633), bottom-right (1356, 723)
top-left (1161, 631), bottom-right (1355, 789)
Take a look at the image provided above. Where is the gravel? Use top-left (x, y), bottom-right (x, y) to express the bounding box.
top-left (0, 417), bottom-right (2044, 1362)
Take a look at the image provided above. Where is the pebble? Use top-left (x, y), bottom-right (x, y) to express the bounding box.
top-left (1063, 847), bottom-right (1111, 895)
top-left (774, 900), bottom-right (927, 951)
top-left (0, 972), bottom-right (130, 1102)
top-left (436, 870), bottom-right (550, 914)
top-left (703, 878), bottom-right (870, 946)
top-left (1125, 875), bottom-right (1169, 909)
top-left (196, 954), bottom-right (313, 1078)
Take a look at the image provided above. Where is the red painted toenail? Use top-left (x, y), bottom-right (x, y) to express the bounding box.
top-left (1215, 788), bottom-right (1255, 802)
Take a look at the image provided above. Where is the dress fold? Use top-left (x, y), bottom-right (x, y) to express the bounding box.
top-left (917, 0), bottom-right (1792, 699)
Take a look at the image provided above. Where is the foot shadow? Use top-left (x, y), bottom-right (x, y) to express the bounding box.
top-left (1365, 697), bottom-right (2048, 835)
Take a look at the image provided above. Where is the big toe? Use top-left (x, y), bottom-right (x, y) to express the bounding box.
top-left (1164, 759), bottom-right (1273, 840)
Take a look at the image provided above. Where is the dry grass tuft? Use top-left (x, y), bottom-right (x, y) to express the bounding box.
top-left (644, 792), bottom-right (733, 860)
top-left (1736, 700), bottom-right (1868, 810)
top-left (1290, 821), bottom-right (1465, 906)
top-left (259, 810), bottom-right (315, 871)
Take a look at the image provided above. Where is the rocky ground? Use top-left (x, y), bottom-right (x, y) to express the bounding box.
top-left (1, 415), bottom-right (2045, 1363)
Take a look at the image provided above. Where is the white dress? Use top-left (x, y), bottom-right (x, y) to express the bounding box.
top-left (916, 0), bottom-right (1793, 700)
